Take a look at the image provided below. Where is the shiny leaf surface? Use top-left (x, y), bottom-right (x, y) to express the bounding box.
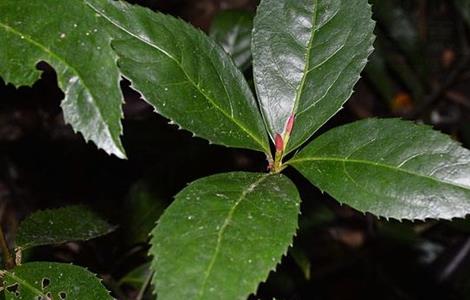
top-left (210, 10), bottom-right (254, 71)
top-left (289, 119), bottom-right (470, 220)
top-left (2, 262), bottom-right (112, 299)
top-left (86, 0), bottom-right (270, 153)
top-left (0, 0), bottom-right (126, 158)
top-left (252, 0), bottom-right (375, 153)
top-left (150, 172), bottom-right (300, 300)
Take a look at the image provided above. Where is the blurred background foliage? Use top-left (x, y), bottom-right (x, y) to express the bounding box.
top-left (1, 0), bottom-right (470, 299)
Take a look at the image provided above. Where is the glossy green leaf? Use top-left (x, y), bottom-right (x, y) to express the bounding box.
top-left (210, 10), bottom-right (254, 71)
top-left (2, 262), bottom-right (112, 299)
top-left (289, 118), bottom-right (470, 220)
top-left (150, 172), bottom-right (300, 300)
top-left (85, 0), bottom-right (270, 154)
top-left (16, 206), bottom-right (115, 250)
top-left (0, 0), bottom-right (126, 158)
top-left (252, 0), bottom-right (375, 153)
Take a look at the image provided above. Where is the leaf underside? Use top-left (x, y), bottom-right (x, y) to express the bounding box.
top-left (0, 0), bottom-right (126, 158)
top-left (290, 118), bottom-right (470, 221)
top-left (150, 172), bottom-right (300, 300)
top-left (3, 262), bottom-right (112, 299)
top-left (16, 205), bottom-right (115, 250)
top-left (252, 0), bottom-right (375, 153)
top-left (85, 0), bottom-right (270, 154)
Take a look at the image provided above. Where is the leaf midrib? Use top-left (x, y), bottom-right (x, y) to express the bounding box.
top-left (4, 272), bottom-right (48, 298)
top-left (289, 156), bottom-right (470, 191)
top-left (287, 0), bottom-right (318, 135)
top-left (86, 2), bottom-right (269, 153)
top-left (0, 21), bottom-right (118, 149)
top-left (197, 174), bottom-right (270, 299)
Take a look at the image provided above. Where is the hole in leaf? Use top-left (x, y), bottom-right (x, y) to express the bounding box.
top-left (41, 278), bottom-right (51, 290)
top-left (46, 292), bottom-right (52, 298)
top-left (6, 283), bottom-right (19, 294)
top-left (59, 291), bottom-right (67, 299)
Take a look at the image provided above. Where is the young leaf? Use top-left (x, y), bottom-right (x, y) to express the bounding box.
top-left (2, 262), bottom-right (112, 299)
top-left (85, 0), bottom-right (270, 154)
top-left (0, 0), bottom-right (126, 158)
top-left (252, 0), bottom-right (375, 153)
top-left (16, 206), bottom-right (115, 250)
top-left (210, 10), bottom-right (255, 71)
top-left (150, 172), bottom-right (300, 300)
top-left (289, 118), bottom-right (470, 221)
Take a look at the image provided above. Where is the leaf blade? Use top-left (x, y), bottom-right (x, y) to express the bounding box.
top-left (252, 0), bottom-right (375, 153)
top-left (3, 262), bottom-right (112, 300)
top-left (289, 118), bottom-right (470, 220)
top-left (150, 172), bottom-right (300, 300)
top-left (16, 206), bottom-right (115, 250)
top-left (85, 0), bottom-right (270, 153)
top-left (0, 0), bottom-right (126, 158)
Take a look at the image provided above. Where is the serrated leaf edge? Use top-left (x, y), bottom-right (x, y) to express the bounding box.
top-left (85, 0), bottom-right (270, 154)
top-left (149, 173), bottom-right (301, 299)
top-left (0, 20), bottom-right (126, 159)
top-left (16, 205), bottom-right (116, 250)
top-left (288, 118), bottom-right (470, 222)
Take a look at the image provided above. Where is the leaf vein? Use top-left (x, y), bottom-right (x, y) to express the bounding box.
top-left (197, 174), bottom-right (270, 299)
top-left (86, 2), bottom-right (267, 152)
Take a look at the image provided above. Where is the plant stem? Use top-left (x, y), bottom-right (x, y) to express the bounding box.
top-left (0, 225), bottom-right (14, 270)
top-left (136, 271), bottom-right (153, 300)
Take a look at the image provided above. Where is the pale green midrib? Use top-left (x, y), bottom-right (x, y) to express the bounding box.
top-left (4, 272), bottom-right (47, 297)
top-left (0, 21), bottom-right (122, 153)
top-left (287, 0), bottom-right (318, 136)
top-left (197, 174), bottom-right (270, 299)
top-left (289, 156), bottom-right (470, 191)
top-left (86, 3), bottom-right (269, 153)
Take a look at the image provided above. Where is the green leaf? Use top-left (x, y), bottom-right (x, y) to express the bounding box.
top-left (16, 206), bottom-right (115, 250)
top-left (289, 118), bottom-right (470, 221)
top-left (210, 10), bottom-right (254, 71)
top-left (150, 172), bottom-right (300, 300)
top-left (0, 0), bottom-right (126, 158)
top-left (2, 262), bottom-right (112, 299)
top-left (85, 0), bottom-right (270, 154)
top-left (252, 0), bottom-right (375, 153)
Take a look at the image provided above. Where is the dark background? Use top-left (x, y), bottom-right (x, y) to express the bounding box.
top-left (2, 0), bottom-right (470, 299)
